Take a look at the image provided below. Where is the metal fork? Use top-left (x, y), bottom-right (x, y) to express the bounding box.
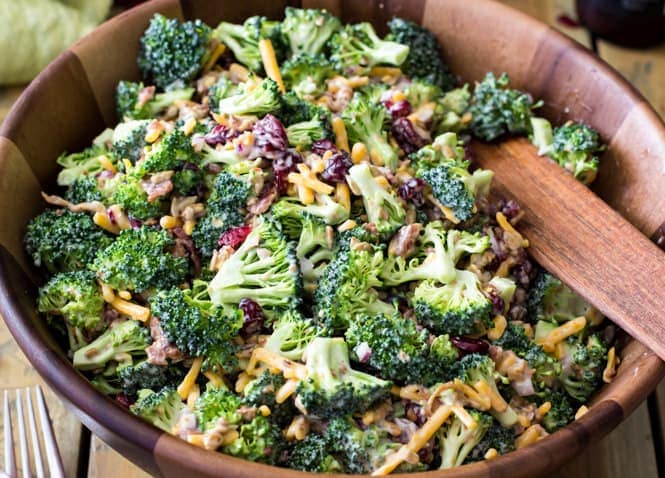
top-left (2, 386), bottom-right (64, 478)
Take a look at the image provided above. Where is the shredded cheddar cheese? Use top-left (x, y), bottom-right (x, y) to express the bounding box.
top-left (484, 448), bottom-right (499, 460)
top-left (235, 371), bottom-right (253, 393)
top-left (351, 142), bottom-right (369, 164)
top-left (496, 212), bottom-right (529, 247)
top-left (487, 315), bottom-right (507, 341)
top-left (259, 39), bottom-right (285, 93)
top-left (537, 316), bottom-right (587, 352)
top-left (99, 155), bottom-right (116, 173)
top-left (178, 357), bottom-right (204, 400)
top-left (515, 424), bottom-right (548, 449)
top-left (473, 380), bottom-right (508, 413)
top-left (276, 378), bottom-right (299, 404)
top-left (426, 194), bottom-right (460, 224)
top-left (203, 42), bottom-right (226, 72)
top-left (338, 219), bottom-right (357, 232)
top-left (203, 370), bottom-right (225, 388)
top-left (332, 117), bottom-right (350, 152)
top-left (575, 405), bottom-right (589, 420)
top-left (93, 211), bottom-right (120, 234)
top-left (187, 383), bottom-right (200, 408)
top-left (286, 415), bottom-right (309, 441)
top-left (602, 346), bottom-right (617, 383)
top-left (110, 297), bottom-right (150, 322)
top-left (335, 182), bottom-right (351, 212)
top-left (258, 405), bottom-right (271, 417)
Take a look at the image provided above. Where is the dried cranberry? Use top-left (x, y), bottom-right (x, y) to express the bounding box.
top-left (107, 208), bottom-right (117, 225)
top-left (273, 150), bottom-right (300, 193)
top-left (450, 336), bottom-right (489, 356)
top-left (391, 117), bottom-right (427, 154)
top-left (218, 225), bottom-right (252, 249)
top-left (384, 99), bottom-right (412, 119)
top-left (182, 162), bottom-right (199, 171)
top-left (398, 177), bottom-right (426, 207)
top-left (321, 151), bottom-right (352, 183)
top-left (205, 124), bottom-right (237, 146)
top-left (253, 114), bottom-right (288, 159)
top-left (239, 298), bottom-right (265, 336)
top-left (115, 393), bottom-right (132, 409)
top-left (311, 139), bottom-right (337, 156)
top-left (488, 290), bottom-right (505, 316)
top-left (128, 217), bottom-right (143, 229)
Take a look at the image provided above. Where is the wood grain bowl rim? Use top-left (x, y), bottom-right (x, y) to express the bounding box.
top-left (0, 0), bottom-right (664, 477)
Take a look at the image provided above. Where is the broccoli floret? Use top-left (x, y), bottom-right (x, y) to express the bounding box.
top-left (281, 53), bottom-right (335, 99)
top-left (37, 270), bottom-right (105, 350)
top-left (413, 269), bottom-right (493, 336)
top-left (191, 171), bottom-right (251, 260)
top-left (488, 276), bottom-right (517, 312)
top-left (296, 337), bottom-right (391, 419)
top-left (345, 314), bottom-right (457, 386)
top-left (107, 172), bottom-right (166, 220)
top-left (539, 390), bottom-right (576, 432)
top-left (313, 237), bottom-right (394, 333)
top-left (454, 353), bottom-right (519, 427)
top-left (381, 222), bottom-right (488, 286)
top-left (387, 17), bottom-right (455, 91)
top-left (138, 14), bottom-right (213, 89)
top-left (347, 162), bottom-right (405, 234)
top-left (73, 320), bottom-right (150, 370)
top-left (111, 120), bottom-right (149, 164)
top-left (282, 7), bottom-right (341, 56)
top-left (291, 215), bottom-right (334, 287)
top-left (64, 176), bottom-right (104, 204)
top-left (279, 91), bottom-right (330, 126)
top-left (150, 284), bottom-right (243, 372)
top-left (286, 433), bottom-right (343, 472)
top-left (404, 80), bottom-right (443, 108)
top-left (550, 122), bottom-right (603, 184)
top-left (56, 144), bottom-right (112, 186)
top-left (139, 128), bottom-right (199, 175)
top-left (216, 78), bottom-right (282, 117)
top-left (285, 113), bottom-right (332, 149)
top-left (493, 323), bottom-right (561, 393)
top-left (527, 270), bottom-right (595, 323)
top-left (558, 331), bottom-right (608, 402)
top-left (117, 360), bottom-right (187, 399)
top-left (130, 387), bottom-right (185, 433)
top-left (223, 415), bottom-right (286, 465)
top-left (413, 133), bottom-right (494, 221)
top-left (329, 22), bottom-right (409, 74)
top-left (213, 17), bottom-right (285, 72)
top-left (464, 419), bottom-right (516, 463)
top-left (115, 80), bottom-right (194, 120)
top-left (24, 209), bottom-right (112, 273)
top-left (265, 310), bottom-right (325, 361)
top-left (468, 72), bottom-right (536, 142)
top-left (207, 76), bottom-right (242, 112)
top-left (436, 86), bottom-right (472, 134)
top-left (438, 410), bottom-right (493, 469)
top-left (90, 374), bottom-right (122, 396)
top-left (91, 226), bottom-right (188, 293)
top-left (271, 195), bottom-right (349, 227)
top-left (342, 93), bottom-right (399, 170)
top-left (242, 370), bottom-right (297, 427)
top-left (208, 217), bottom-right (301, 314)
top-left (194, 386), bottom-right (242, 432)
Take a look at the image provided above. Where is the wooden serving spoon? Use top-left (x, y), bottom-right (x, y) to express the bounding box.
top-left (472, 137), bottom-right (665, 361)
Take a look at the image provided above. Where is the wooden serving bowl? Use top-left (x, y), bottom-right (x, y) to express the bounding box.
top-left (1, 0), bottom-right (664, 476)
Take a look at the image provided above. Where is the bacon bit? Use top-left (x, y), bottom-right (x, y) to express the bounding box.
top-left (603, 346), bottom-right (618, 383)
top-left (136, 85), bottom-right (156, 109)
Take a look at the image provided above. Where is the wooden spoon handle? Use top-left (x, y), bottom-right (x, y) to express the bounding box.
top-left (473, 138), bottom-right (665, 361)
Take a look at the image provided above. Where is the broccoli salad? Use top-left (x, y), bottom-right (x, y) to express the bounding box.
top-left (25, 8), bottom-right (615, 474)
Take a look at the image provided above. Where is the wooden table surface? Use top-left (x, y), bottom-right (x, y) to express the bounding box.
top-left (1, 0), bottom-right (664, 476)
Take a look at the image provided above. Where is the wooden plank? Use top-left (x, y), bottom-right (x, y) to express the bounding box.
top-left (551, 402), bottom-right (659, 478)
top-left (597, 40), bottom-right (665, 119)
top-left (654, 381), bottom-right (665, 456)
top-left (88, 435), bottom-right (151, 478)
top-left (0, 317), bottom-right (83, 477)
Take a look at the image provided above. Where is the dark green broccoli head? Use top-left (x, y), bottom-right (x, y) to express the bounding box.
top-left (342, 94), bottom-right (399, 170)
top-left (64, 176), bottom-right (104, 204)
top-left (313, 237), bottom-right (394, 333)
top-left (37, 269), bottom-right (104, 335)
top-left (560, 332), bottom-right (608, 402)
top-left (527, 270), bottom-right (594, 323)
top-left (56, 144), bottom-right (112, 186)
top-left (213, 16), bottom-right (285, 72)
top-left (242, 369), bottom-right (297, 428)
top-left (138, 14), bottom-right (212, 89)
top-left (108, 173), bottom-right (166, 220)
top-left (468, 72), bottom-right (536, 142)
top-left (329, 22), bottom-right (409, 74)
top-left (216, 78), bottom-right (283, 117)
top-left (270, 196), bottom-right (349, 229)
top-left (194, 386), bottom-right (243, 432)
top-left (72, 319), bottom-right (151, 371)
top-left (438, 410), bottom-right (493, 469)
top-left (281, 53), bottom-right (336, 99)
top-left (139, 128), bottom-right (199, 175)
top-left (282, 7), bottom-right (341, 56)
top-left (279, 91), bottom-right (330, 126)
top-left (207, 76), bottom-right (241, 112)
top-left (463, 418), bottom-right (516, 463)
top-left (286, 433), bottom-right (343, 473)
top-left (91, 226), bottom-right (188, 292)
top-left (550, 122), bottom-right (603, 184)
top-left (286, 114), bottom-right (333, 149)
top-left (149, 285), bottom-right (243, 372)
top-left (413, 270), bottom-right (493, 336)
top-left (118, 360), bottom-right (187, 399)
top-left (130, 387), bottom-right (185, 433)
top-left (223, 415), bottom-right (287, 465)
top-left (111, 120), bottom-right (149, 164)
top-left (24, 209), bottom-right (112, 273)
top-left (115, 80), bottom-right (194, 121)
top-left (539, 390), bottom-right (576, 432)
top-left (208, 217), bottom-right (302, 314)
top-left (296, 337), bottom-right (392, 419)
top-left (386, 17), bottom-right (455, 91)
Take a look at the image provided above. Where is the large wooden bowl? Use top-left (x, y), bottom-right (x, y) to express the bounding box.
top-left (1, 0), bottom-right (664, 476)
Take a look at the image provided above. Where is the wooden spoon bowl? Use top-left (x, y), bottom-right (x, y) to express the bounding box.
top-left (0, 0), bottom-right (664, 477)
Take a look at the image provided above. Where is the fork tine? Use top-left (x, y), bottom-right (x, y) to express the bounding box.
top-left (25, 389), bottom-right (44, 478)
top-left (15, 390), bottom-right (29, 478)
top-left (3, 391), bottom-right (16, 477)
top-left (35, 386), bottom-right (64, 478)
